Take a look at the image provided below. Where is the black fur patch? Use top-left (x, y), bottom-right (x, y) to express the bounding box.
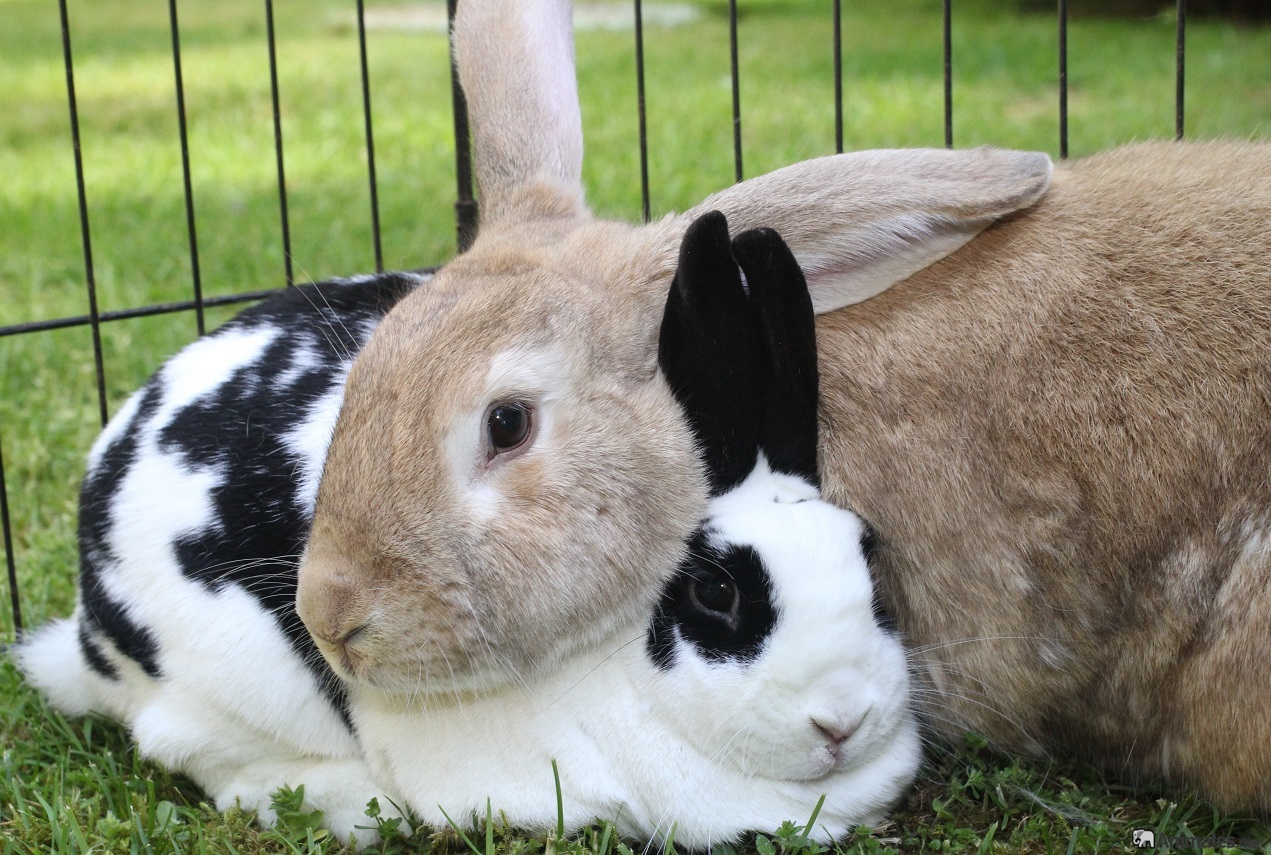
top-left (731, 227), bottom-right (820, 489)
top-left (658, 212), bottom-right (766, 494)
top-left (658, 216), bottom-right (822, 497)
top-left (647, 530), bottom-right (778, 669)
top-left (78, 385), bottom-right (161, 679)
top-left (77, 623), bottom-right (119, 680)
top-left (79, 553), bottom-right (162, 679)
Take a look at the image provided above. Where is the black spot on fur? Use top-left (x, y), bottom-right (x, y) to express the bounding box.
top-left (77, 623), bottom-right (118, 680)
top-left (79, 553), bottom-right (162, 679)
top-left (647, 530), bottom-right (778, 669)
top-left (78, 385), bottom-right (161, 679)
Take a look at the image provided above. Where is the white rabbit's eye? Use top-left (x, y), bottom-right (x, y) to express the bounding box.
top-left (690, 574), bottom-right (739, 619)
top-left (486, 401), bottom-right (534, 457)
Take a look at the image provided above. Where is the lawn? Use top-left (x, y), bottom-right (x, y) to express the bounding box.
top-left (2, 0), bottom-right (1271, 851)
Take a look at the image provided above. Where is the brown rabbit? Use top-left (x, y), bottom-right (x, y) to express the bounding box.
top-left (296, 0), bottom-right (1271, 812)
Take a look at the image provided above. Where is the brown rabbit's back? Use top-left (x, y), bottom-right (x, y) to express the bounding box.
top-left (815, 140), bottom-right (1271, 808)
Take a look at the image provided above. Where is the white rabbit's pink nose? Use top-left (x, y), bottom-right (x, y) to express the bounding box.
top-left (813, 710), bottom-right (866, 750)
top-left (814, 720), bottom-right (854, 745)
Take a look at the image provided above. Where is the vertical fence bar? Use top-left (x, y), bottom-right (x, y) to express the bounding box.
top-left (634, 0), bottom-right (651, 223)
top-left (1175, 0), bottom-right (1186, 140)
top-left (833, 0), bottom-right (843, 154)
top-left (1058, 0), bottom-right (1068, 159)
top-left (728, 0), bottom-right (743, 182)
top-left (356, 0), bottom-right (384, 272)
top-left (59, 0), bottom-right (109, 429)
top-left (168, 0), bottom-right (206, 335)
top-left (943, 0), bottom-right (953, 148)
top-left (447, 0), bottom-right (478, 253)
top-left (264, 0), bottom-right (294, 285)
top-left (1, 437), bottom-right (20, 637)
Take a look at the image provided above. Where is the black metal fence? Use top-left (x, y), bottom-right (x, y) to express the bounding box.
top-left (0, 0), bottom-right (1200, 636)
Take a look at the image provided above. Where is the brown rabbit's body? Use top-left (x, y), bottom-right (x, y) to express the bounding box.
top-left (297, 0), bottom-right (1271, 815)
top-left (817, 141), bottom-right (1271, 806)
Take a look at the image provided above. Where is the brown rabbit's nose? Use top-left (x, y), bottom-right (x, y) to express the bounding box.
top-left (309, 620), bottom-right (370, 673)
top-left (300, 592), bottom-right (362, 637)
top-left (296, 557), bottom-right (373, 674)
top-left (307, 618), bottom-right (367, 651)
top-left (303, 606), bottom-right (372, 675)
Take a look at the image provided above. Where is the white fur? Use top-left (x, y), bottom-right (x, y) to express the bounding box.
top-left (285, 369), bottom-right (351, 517)
top-left (352, 457), bottom-right (920, 848)
top-left (86, 389), bottom-right (144, 475)
top-left (153, 326), bottom-right (279, 426)
top-left (16, 617), bottom-right (100, 716)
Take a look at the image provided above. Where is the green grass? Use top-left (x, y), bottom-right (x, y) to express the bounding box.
top-left (2, 0), bottom-right (1270, 851)
top-left (5, 654), bottom-right (1270, 854)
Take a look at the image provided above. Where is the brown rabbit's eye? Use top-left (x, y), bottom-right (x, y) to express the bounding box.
top-left (690, 574), bottom-right (739, 618)
top-left (487, 401), bottom-right (533, 456)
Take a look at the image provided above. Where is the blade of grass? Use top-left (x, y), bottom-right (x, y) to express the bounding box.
top-left (438, 803), bottom-right (486, 855)
top-left (976, 821), bottom-right (998, 855)
top-left (804, 793), bottom-right (826, 838)
top-left (486, 798), bottom-right (494, 855)
top-left (552, 758), bottom-right (565, 841)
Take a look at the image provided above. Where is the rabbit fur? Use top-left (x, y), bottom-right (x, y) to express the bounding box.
top-left (350, 215), bottom-right (920, 847)
top-left (16, 221), bottom-right (921, 844)
top-left (297, 0), bottom-right (1271, 813)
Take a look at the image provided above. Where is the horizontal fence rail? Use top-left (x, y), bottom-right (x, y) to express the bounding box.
top-left (0, 0), bottom-right (1207, 635)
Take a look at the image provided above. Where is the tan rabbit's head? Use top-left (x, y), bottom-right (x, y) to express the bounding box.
top-left (295, 0), bottom-right (1051, 693)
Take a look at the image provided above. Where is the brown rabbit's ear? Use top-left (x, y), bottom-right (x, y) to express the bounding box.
top-left (686, 147), bottom-right (1053, 313)
top-left (452, 0), bottom-right (587, 225)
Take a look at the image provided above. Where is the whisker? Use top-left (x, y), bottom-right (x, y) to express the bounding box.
top-left (292, 275), bottom-right (364, 364)
top-left (907, 635), bottom-right (1057, 656)
top-left (547, 631), bottom-right (643, 708)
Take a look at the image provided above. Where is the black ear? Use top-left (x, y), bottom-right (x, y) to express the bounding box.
top-left (658, 211), bottom-right (765, 495)
top-left (731, 227), bottom-right (820, 488)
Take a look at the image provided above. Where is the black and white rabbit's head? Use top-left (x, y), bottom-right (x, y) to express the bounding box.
top-left (644, 210), bottom-right (920, 800)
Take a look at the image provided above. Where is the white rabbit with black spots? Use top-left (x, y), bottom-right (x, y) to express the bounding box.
top-left (16, 273), bottom-right (427, 843)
